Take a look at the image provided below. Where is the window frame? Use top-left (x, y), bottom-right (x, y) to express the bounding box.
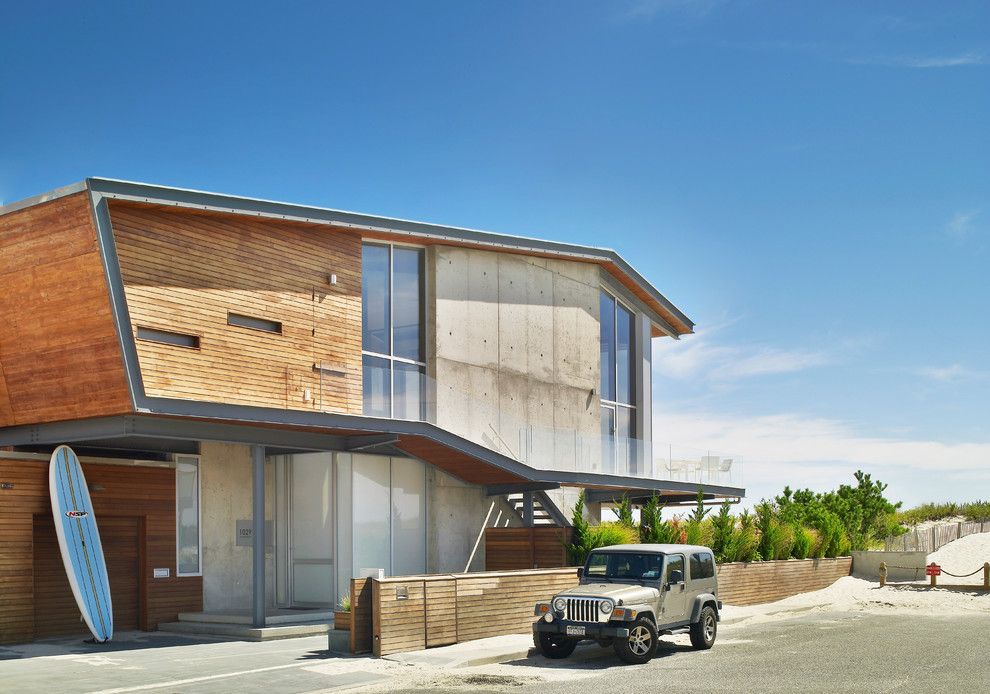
top-left (361, 241), bottom-right (426, 419)
top-left (690, 551), bottom-right (715, 580)
top-left (600, 288), bottom-right (637, 452)
top-left (174, 454), bottom-right (203, 577)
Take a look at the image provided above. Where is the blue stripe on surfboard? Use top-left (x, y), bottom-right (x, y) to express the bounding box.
top-left (54, 448), bottom-right (113, 641)
top-left (68, 455), bottom-right (112, 636)
top-left (66, 453), bottom-right (112, 640)
top-left (60, 451), bottom-right (112, 641)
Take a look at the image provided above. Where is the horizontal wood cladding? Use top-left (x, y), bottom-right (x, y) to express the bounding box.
top-left (716, 557), bottom-right (852, 606)
top-left (485, 527), bottom-right (572, 571)
top-left (0, 457), bottom-right (202, 644)
top-left (393, 436), bottom-right (528, 486)
top-left (368, 568), bottom-right (581, 656)
top-left (108, 201), bottom-right (363, 415)
top-left (0, 193), bottom-right (132, 426)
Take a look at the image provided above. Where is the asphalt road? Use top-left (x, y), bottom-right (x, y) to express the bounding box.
top-left (392, 613), bottom-right (990, 694)
top-left (2, 613), bottom-right (987, 693)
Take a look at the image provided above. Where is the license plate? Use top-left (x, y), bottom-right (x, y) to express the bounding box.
top-left (565, 626), bottom-right (585, 636)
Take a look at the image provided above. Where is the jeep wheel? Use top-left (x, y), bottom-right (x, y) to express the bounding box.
top-left (536, 632), bottom-right (578, 659)
top-left (613, 616), bottom-right (658, 664)
top-left (690, 605), bottom-right (717, 650)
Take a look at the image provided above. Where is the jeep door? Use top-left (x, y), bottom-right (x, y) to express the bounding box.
top-left (660, 553), bottom-right (689, 624)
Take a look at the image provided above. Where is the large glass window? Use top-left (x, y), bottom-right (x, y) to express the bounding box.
top-left (362, 243), bottom-right (425, 420)
top-left (176, 456), bottom-right (201, 576)
top-left (600, 290), bottom-right (637, 473)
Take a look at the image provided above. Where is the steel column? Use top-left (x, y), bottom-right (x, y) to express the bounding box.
top-left (251, 444), bottom-right (266, 628)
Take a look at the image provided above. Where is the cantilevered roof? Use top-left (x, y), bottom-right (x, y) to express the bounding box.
top-left (0, 177), bottom-right (694, 337)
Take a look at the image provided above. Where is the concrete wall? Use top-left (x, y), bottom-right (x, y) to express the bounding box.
top-left (851, 551), bottom-right (929, 582)
top-left (200, 441), bottom-right (275, 611)
top-left (430, 247), bottom-right (602, 471)
top-left (427, 468), bottom-right (522, 573)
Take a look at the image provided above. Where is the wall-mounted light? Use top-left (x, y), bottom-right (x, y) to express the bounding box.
top-left (327, 273), bottom-right (338, 286)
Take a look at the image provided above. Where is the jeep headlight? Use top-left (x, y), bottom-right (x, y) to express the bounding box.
top-left (552, 597), bottom-right (567, 612)
top-left (599, 599), bottom-right (614, 614)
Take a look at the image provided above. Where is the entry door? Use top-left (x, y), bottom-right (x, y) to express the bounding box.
top-left (288, 453), bottom-right (334, 607)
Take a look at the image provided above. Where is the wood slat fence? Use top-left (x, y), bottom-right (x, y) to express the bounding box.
top-left (347, 556), bottom-right (854, 656)
top-left (485, 527), bottom-right (571, 570)
top-left (883, 521), bottom-right (990, 553)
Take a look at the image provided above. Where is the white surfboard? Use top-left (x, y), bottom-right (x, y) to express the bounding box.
top-left (49, 445), bottom-right (113, 642)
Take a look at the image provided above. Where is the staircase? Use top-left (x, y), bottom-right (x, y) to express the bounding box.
top-left (506, 491), bottom-right (569, 527)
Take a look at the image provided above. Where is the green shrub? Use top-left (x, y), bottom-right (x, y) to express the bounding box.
top-left (895, 502), bottom-right (960, 525)
top-left (710, 502), bottom-right (735, 563)
top-left (772, 522), bottom-right (795, 560)
top-left (964, 501), bottom-right (990, 521)
top-left (614, 495), bottom-right (635, 527)
top-left (584, 522), bottom-right (639, 549)
top-left (791, 524), bottom-right (813, 560)
top-left (724, 510), bottom-right (759, 562)
top-left (566, 490), bottom-right (591, 565)
top-left (685, 518), bottom-right (714, 547)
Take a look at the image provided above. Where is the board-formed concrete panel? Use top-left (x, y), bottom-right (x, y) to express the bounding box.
top-left (432, 246), bottom-right (602, 474)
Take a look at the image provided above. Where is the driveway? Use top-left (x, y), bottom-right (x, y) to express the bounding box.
top-left (2, 611), bottom-right (988, 693)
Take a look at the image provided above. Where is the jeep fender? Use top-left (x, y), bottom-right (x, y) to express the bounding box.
top-left (690, 594), bottom-right (719, 623)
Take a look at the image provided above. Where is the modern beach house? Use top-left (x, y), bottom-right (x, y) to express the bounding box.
top-left (0, 179), bottom-right (744, 643)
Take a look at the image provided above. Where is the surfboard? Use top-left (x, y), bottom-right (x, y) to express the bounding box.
top-left (49, 445), bottom-right (113, 643)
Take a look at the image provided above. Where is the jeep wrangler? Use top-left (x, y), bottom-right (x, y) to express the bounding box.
top-left (533, 544), bottom-right (720, 664)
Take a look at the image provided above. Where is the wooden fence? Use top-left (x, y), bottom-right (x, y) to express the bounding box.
top-left (350, 568), bottom-right (579, 656)
top-left (485, 527), bottom-right (571, 570)
top-left (884, 521), bottom-right (990, 553)
top-left (715, 557), bottom-right (852, 606)
top-left (347, 557), bottom-right (852, 656)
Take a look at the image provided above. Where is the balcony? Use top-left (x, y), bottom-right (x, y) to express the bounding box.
top-left (361, 371), bottom-right (742, 489)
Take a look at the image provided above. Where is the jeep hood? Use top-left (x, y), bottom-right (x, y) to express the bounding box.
top-left (560, 583), bottom-right (660, 605)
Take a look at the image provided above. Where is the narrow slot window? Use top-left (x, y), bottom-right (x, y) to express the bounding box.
top-left (137, 326), bottom-right (200, 348)
top-left (227, 312), bottom-right (282, 334)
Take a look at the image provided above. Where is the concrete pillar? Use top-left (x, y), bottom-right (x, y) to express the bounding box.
top-left (251, 445), bottom-right (265, 628)
top-left (635, 312), bottom-right (653, 475)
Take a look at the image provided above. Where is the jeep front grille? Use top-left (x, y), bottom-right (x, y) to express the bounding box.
top-left (564, 597), bottom-right (606, 623)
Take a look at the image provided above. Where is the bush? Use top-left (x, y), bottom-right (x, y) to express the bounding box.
top-left (895, 502), bottom-right (960, 525)
top-left (584, 522), bottom-right (639, 549)
top-left (791, 524), bottom-right (814, 560)
top-left (566, 490), bottom-right (591, 565)
top-left (724, 510), bottom-right (759, 562)
top-left (710, 502), bottom-right (735, 563)
top-left (615, 495), bottom-right (634, 527)
top-left (964, 501), bottom-right (990, 521)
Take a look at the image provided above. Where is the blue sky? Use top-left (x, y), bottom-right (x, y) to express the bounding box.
top-left (2, 1), bottom-right (987, 507)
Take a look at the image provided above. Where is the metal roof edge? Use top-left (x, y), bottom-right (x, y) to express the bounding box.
top-left (0, 180), bottom-right (89, 217)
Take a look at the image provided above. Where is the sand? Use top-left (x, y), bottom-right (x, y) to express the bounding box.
top-left (722, 531), bottom-right (990, 625)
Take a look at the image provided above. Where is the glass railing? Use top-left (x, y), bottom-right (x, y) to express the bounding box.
top-left (357, 370), bottom-right (742, 488)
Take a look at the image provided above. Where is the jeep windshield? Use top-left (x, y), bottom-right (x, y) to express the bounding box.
top-left (585, 551), bottom-right (664, 581)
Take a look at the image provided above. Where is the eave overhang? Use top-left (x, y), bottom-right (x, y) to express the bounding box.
top-left (0, 400), bottom-right (744, 500)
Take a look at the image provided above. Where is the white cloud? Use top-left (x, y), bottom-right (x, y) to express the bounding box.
top-left (847, 52), bottom-right (987, 68)
top-left (918, 364), bottom-right (988, 383)
top-left (655, 335), bottom-right (830, 382)
top-left (945, 210), bottom-right (981, 243)
top-left (653, 407), bottom-right (990, 507)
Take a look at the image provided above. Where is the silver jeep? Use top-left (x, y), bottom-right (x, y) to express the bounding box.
top-left (533, 544), bottom-right (721, 664)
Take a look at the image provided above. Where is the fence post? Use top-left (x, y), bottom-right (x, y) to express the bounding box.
top-left (931, 526), bottom-right (936, 551)
top-left (984, 563), bottom-right (989, 591)
top-left (879, 561), bottom-right (887, 588)
top-left (958, 522), bottom-right (963, 540)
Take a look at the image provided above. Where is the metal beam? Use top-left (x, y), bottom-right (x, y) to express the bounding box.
top-left (522, 492), bottom-right (535, 527)
top-left (251, 445), bottom-right (265, 628)
top-left (484, 482), bottom-right (560, 496)
top-left (343, 434), bottom-right (400, 451)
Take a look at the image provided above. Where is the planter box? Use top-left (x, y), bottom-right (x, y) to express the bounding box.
top-left (334, 610), bottom-right (351, 631)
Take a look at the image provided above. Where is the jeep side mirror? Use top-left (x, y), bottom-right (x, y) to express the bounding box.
top-left (668, 569), bottom-right (684, 585)
top-left (576, 567), bottom-right (584, 578)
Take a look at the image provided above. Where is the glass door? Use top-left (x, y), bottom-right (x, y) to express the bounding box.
top-left (287, 453), bottom-right (334, 608)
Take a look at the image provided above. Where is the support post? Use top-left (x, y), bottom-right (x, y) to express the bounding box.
top-left (251, 444), bottom-right (266, 628)
top-left (879, 561), bottom-right (887, 588)
top-left (523, 492), bottom-right (534, 527)
top-left (984, 563), bottom-right (989, 591)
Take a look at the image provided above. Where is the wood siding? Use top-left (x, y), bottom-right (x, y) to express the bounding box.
top-left (0, 193), bottom-right (131, 426)
top-left (716, 557), bottom-right (852, 606)
top-left (485, 527), bottom-right (572, 571)
top-left (368, 568), bottom-right (580, 657)
top-left (108, 201), bottom-right (363, 414)
top-left (0, 457), bottom-right (202, 644)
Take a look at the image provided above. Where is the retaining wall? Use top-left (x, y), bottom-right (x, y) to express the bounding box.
top-left (851, 551), bottom-right (929, 581)
top-left (716, 557), bottom-right (853, 606)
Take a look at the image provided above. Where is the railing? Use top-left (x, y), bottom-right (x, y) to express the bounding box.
top-left (358, 369), bottom-right (743, 487)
